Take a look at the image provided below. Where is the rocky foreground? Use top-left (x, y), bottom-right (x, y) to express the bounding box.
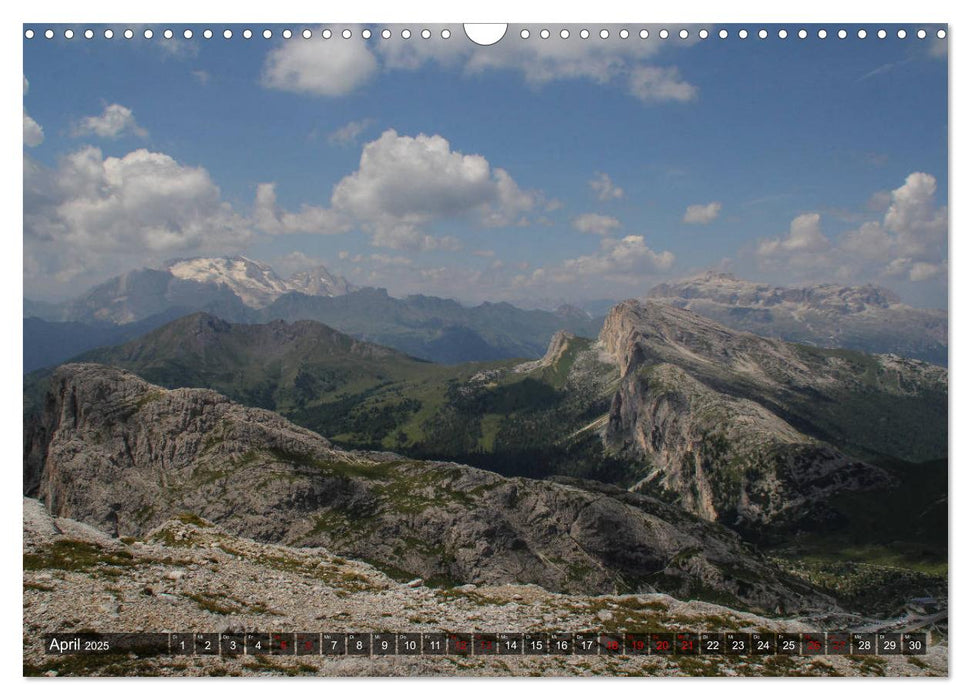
top-left (23, 498), bottom-right (946, 677)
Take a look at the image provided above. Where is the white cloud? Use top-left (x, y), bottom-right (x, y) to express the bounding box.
top-left (757, 213), bottom-right (829, 256)
top-left (253, 182), bottom-right (351, 236)
top-left (191, 70), bottom-right (211, 85)
top-left (23, 75), bottom-right (44, 147)
top-left (259, 25), bottom-right (697, 104)
top-left (24, 113), bottom-right (44, 147)
top-left (74, 104), bottom-right (148, 140)
top-left (328, 118), bottom-right (376, 145)
top-left (330, 129), bottom-right (537, 249)
top-left (683, 201), bottom-right (722, 225)
top-left (573, 213), bottom-right (621, 236)
top-left (751, 173), bottom-right (947, 287)
top-left (560, 235), bottom-right (675, 280)
top-left (590, 171), bottom-right (624, 201)
top-left (24, 147), bottom-right (252, 295)
top-left (628, 66), bottom-right (698, 103)
top-left (261, 32), bottom-right (379, 96)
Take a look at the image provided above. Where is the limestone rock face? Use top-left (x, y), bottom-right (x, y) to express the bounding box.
top-left (598, 301), bottom-right (945, 532)
top-left (25, 363), bottom-right (832, 614)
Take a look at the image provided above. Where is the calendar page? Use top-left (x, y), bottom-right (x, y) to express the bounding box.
top-left (21, 19), bottom-right (948, 679)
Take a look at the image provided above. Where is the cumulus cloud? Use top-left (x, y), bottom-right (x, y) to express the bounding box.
top-left (24, 147), bottom-right (252, 295)
top-left (683, 201), bottom-right (722, 225)
top-left (590, 171), bottom-right (624, 201)
top-left (23, 75), bottom-right (44, 147)
top-left (253, 183), bottom-right (351, 236)
top-left (24, 113), bottom-right (44, 147)
top-left (752, 173), bottom-right (947, 287)
top-left (330, 129), bottom-right (537, 249)
top-left (259, 25), bottom-right (697, 104)
top-left (74, 104), bottom-right (148, 140)
top-left (328, 118), bottom-right (376, 145)
top-left (628, 66), bottom-right (698, 102)
top-left (757, 213), bottom-right (829, 256)
top-left (573, 213), bottom-right (621, 236)
top-left (261, 33), bottom-right (379, 96)
top-left (554, 235), bottom-right (675, 283)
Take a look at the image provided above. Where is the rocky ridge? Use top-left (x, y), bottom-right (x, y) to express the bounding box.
top-left (25, 363), bottom-right (834, 614)
top-left (595, 300), bottom-right (945, 532)
top-left (23, 498), bottom-right (946, 677)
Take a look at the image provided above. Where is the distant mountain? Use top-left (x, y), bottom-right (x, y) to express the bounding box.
top-left (251, 288), bottom-right (605, 363)
top-left (28, 256), bottom-right (355, 325)
top-left (646, 272), bottom-right (947, 365)
top-left (24, 257), bottom-right (603, 368)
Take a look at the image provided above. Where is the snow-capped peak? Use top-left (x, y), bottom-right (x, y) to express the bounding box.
top-left (166, 256), bottom-right (353, 308)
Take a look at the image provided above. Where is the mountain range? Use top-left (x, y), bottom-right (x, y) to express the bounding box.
top-left (23, 257), bottom-right (603, 371)
top-left (646, 272), bottom-right (947, 365)
top-left (25, 299), bottom-right (946, 542)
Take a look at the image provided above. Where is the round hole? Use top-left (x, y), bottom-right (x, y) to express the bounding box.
top-left (401, 29), bottom-right (411, 39)
top-left (319, 29), bottom-right (328, 39)
top-left (719, 29), bottom-right (728, 39)
top-left (185, 29), bottom-right (194, 39)
top-left (381, 29), bottom-right (391, 39)
top-left (163, 29), bottom-right (173, 39)
top-left (858, 29), bottom-right (867, 39)
top-left (817, 29), bottom-right (827, 39)
top-left (738, 29), bottom-right (748, 39)
top-left (937, 29), bottom-right (947, 39)
top-left (243, 29), bottom-right (252, 39)
top-left (541, 29), bottom-right (551, 39)
top-left (343, 29), bottom-right (353, 39)
top-left (837, 29), bottom-right (847, 39)
top-left (758, 29), bottom-right (767, 39)
top-left (44, 28), bottom-right (54, 39)
top-left (877, 29), bottom-right (887, 39)
top-left (262, 29), bottom-right (271, 39)
top-left (917, 29), bottom-right (927, 39)
top-left (620, 28), bottom-right (629, 39)
top-left (64, 29), bottom-right (74, 39)
top-left (699, 29), bottom-right (708, 39)
top-left (441, 28), bottom-right (451, 39)
top-left (223, 29), bottom-right (232, 39)
top-left (778, 29), bottom-right (788, 39)
top-left (421, 29), bottom-right (430, 39)
top-left (560, 29), bottom-right (569, 39)
top-left (124, 29), bottom-right (134, 39)
top-left (640, 29), bottom-right (649, 39)
top-left (24, 28), bottom-right (34, 39)
top-left (600, 29), bottom-right (609, 39)
top-left (363, 29), bottom-right (372, 39)
top-left (580, 28), bottom-right (589, 39)
top-left (798, 29), bottom-right (808, 39)
top-left (897, 29), bottom-right (907, 39)
top-left (203, 29), bottom-right (213, 39)
top-left (84, 29), bottom-right (94, 39)
top-left (144, 29), bottom-right (153, 39)
top-left (680, 29), bottom-right (689, 40)
top-left (520, 28), bottom-right (529, 39)
top-left (660, 29), bottom-right (669, 39)
top-left (104, 29), bottom-right (114, 39)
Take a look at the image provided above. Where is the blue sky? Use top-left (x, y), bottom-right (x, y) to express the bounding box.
top-left (23, 23), bottom-right (948, 307)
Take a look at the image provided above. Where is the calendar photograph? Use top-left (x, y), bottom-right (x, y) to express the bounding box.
top-left (21, 22), bottom-right (948, 677)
